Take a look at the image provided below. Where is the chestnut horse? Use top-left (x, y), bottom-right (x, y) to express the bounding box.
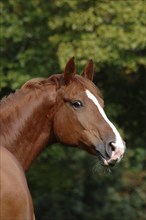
top-left (0, 58), bottom-right (126, 219)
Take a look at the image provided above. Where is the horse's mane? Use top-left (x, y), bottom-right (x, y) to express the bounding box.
top-left (0, 78), bottom-right (49, 108)
top-left (1, 90), bottom-right (21, 107)
top-left (22, 78), bottom-right (48, 89)
top-left (0, 74), bottom-right (102, 109)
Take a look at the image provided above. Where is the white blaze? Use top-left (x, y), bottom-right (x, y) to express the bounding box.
top-left (85, 90), bottom-right (125, 152)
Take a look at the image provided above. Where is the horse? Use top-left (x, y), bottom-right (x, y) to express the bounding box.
top-left (0, 57), bottom-right (126, 219)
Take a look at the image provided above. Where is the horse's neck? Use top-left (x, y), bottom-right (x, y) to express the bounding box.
top-left (0, 84), bottom-right (57, 170)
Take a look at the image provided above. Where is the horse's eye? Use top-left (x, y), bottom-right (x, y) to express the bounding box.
top-left (71, 100), bottom-right (83, 109)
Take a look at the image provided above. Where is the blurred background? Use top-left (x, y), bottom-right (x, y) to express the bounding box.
top-left (0, 0), bottom-right (146, 219)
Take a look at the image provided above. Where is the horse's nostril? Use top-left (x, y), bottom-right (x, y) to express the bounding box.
top-left (105, 141), bottom-right (114, 158)
top-left (105, 141), bottom-right (117, 159)
top-left (110, 142), bottom-right (116, 151)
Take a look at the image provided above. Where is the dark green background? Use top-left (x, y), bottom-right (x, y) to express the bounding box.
top-left (0, 0), bottom-right (146, 219)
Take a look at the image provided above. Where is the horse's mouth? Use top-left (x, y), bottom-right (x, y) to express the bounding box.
top-left (96, 152), bottom-right (122, 167)
top-left (96, 153), bottom-right (109, 167)
top-left (80, 143), bottom-right (124, 167)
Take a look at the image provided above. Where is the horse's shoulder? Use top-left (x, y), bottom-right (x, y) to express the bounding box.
top-left (0, 146), bottom-right (34, 219)
top-left (0, 146), bottom-right (27, 187)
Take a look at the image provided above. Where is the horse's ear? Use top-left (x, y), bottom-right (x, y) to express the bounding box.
top-left (63, 57), bottom-right (76, 85)
top-left (82, 60), bottom-right (94, 81)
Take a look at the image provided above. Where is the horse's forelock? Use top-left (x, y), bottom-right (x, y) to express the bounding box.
top-left (74, 75), bottom-right (103, 99)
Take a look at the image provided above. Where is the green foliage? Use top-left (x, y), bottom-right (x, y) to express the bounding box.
top-left (1, 0), bottom-right (146, 89)
top-left (1, 0), bottom-right (146, 219)
top-left (48, 0), bottom-right (146, 72)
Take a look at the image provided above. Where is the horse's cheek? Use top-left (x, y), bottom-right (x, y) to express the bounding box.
top-left (53, 110), bottom-right (79, 146)
top-left (81, 130), bottom-right (98, 147)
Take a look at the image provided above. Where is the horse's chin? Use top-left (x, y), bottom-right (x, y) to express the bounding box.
top-left (101, 158), bottom-right (115, 167)
top-left (97, 154), bottom-right (121, 168)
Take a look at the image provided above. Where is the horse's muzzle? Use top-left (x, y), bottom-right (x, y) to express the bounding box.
top-left (96, 141), bottom-right (126, 167)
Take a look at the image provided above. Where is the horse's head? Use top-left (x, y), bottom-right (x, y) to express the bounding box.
top-left (53, 58), bottom-right (126, 167)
